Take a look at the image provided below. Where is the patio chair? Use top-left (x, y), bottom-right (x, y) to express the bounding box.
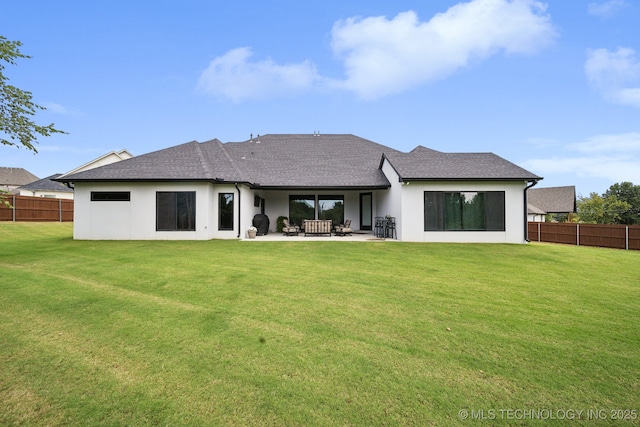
top-left (335, 219), bottom-right (353, 236)
top-left (282, 218), bottom-right (300, 236)
top-left (374, 217), bottom-right (385, 238)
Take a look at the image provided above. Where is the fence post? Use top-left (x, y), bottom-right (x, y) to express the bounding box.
top-left (626, 226), bottom-right (629, 251)
top-left (537, 222), bottom-right (541, 242)
top-left (576, 223), bottom-right (580, 246)
top-left (12, 195), bottom-right (16, 222)
top-left (59, 198), bottom-right (62, 222)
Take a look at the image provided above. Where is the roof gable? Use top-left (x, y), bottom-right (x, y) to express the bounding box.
top-left (383, 149), bottom-right (541, 181)
top-left (58, 149), bottom-right (134, 178)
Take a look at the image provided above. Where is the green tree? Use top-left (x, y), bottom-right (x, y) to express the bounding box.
top-left (577, 192), bottom-right (631, 224)
top-left (1, 36), bottom-right (66, 153)
top-left (603, 182), bottom-right (640, 225)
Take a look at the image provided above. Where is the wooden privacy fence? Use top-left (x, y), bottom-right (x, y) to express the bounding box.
top-left (0, 195), bottom-right (73, 222)
top-left (528, 222), bottom-right (640, 251)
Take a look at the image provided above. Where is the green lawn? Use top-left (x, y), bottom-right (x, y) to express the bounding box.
top-left (1, 223), bottom-right (639, 426)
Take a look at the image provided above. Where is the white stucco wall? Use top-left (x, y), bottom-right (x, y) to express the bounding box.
top-left (74, 177), bottom-right (528, 243)
top-left (73, 182), bottom-right (242, 240)
top-left (399, 180), bottom-right (529, 243)
top-left (379, 160), bottom-right (403, 238)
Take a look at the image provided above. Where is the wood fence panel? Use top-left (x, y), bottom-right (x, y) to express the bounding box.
top-left (579, 224), bottom-right (626, 249)
top-left (0, 195), bottom-right (73, 222)
top-left (528, 222), bottom-right (640, 251)
top-left (541, 223), bottom-right (577, 245)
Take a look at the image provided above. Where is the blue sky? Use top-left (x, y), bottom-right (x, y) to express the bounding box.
top-left (2, 0), bottom-right (639, 196)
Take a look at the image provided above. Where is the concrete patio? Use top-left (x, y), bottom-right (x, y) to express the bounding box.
top-left (243, 231), bottom-right (393, 242)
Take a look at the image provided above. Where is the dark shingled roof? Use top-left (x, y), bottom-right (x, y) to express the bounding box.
top-left (57, 139), bottom-right (243, 182)
top-left (527, 186), bottom-right (576, 214)
top-left (0, 167), bottom-right (39, 186)
top-left (383, 146), bottom-right (542, 181)
top-left (56, 134), bottom-right (541, 188)
top-left (18, 174), bottom-right (73, 193)
top-left (224, 134), bottom-right (399, 188)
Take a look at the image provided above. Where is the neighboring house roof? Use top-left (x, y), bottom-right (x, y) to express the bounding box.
top-left (56, 134), bottom-right (541, 188)
top-left (17, 174), bottom-right (73, 193)
top-left (383, 146), bottom-right (542, 181)
top-left (58, 149), bottom-right (134, 179)
top-left (0, 167), bottom-right (39, 188)
top-left (527, 186), bottom-right (576, 214)
top-left (527, 203), bottom-right (547, 215)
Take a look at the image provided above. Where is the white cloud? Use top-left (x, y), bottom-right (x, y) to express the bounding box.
top-left (330, 0), bottom-right (556, 98)
top-left (524, 132), bottom-right (640, 185)
top-left (37, 145), bottom-right (104, 154)
top-left (42, 102), bottom-right (69, 114)
top-left (198, 0), bottom-right (556, 102)
top-left (585, 47), bottom-right (640, 107)
top-left (197, 47), bottom-right (320, 103)
top-left (41, 102), bottom-right (83, 117)
top-left (568, 132), bottom-right (640, 153)
top-left (588, 0), bottom-right (627, 18)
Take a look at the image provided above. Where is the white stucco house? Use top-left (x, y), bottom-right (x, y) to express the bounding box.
top-left (55, 134), bottom-right (542, 243)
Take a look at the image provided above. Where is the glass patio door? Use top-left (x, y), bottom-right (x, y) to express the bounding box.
top-left (359, 193), bottom-right (372, 231)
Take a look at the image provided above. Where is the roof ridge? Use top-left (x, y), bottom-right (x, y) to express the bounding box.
top-left (216, 139), bottom-right (248, 182)
top-left (193, 141), bottom-right (214, 179)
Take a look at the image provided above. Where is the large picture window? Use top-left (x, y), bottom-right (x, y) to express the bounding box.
top-left (318, 195), bottom-right (344, 225)
top-left (424, 191), bottom-right (505, 231)
top-left (289, 195), bottom-right (315, 226)
top-left (156, 192), bottom-right (196, 231)
top-left (218, 193), bottom-right (234, 230)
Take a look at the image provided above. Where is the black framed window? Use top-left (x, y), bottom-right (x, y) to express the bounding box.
top-left (218, 193), bottom-right (234, 230)
top-left (318, 195), bottom-right (344, 225)
top-left (289, 195), bottom-right (315, 226)
top-left (91, 191), bottom-right (130, 201)
top-left (156, 192), bottom-right (196, 231)
top-left (424, 191), bottom-right (505, 231)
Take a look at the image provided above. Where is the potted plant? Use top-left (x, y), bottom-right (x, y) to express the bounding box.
top-left (247, 226), bottom-right (257, 239)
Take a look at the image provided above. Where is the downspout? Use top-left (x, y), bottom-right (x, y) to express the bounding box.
top-left (524, 180), bottom-right (539, 242)
top-left (235, 183), bottom-right (241, 239)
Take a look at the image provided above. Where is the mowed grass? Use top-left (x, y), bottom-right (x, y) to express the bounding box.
top-left (0, 223), bottom-right (639, 426)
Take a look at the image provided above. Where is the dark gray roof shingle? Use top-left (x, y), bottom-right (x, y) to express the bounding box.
top-left (18, 174), bottom-right (73, 193)
top-left (56, 135), bottom-right (541, 187)
top-left (527, 186), bottom-right (576, 213)
top-left (58, 139), bottom-right (241, 181)
top-left (224, 134), bottom-right (399, 188)
top-left (384, 146), bottom-right (542, 181)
